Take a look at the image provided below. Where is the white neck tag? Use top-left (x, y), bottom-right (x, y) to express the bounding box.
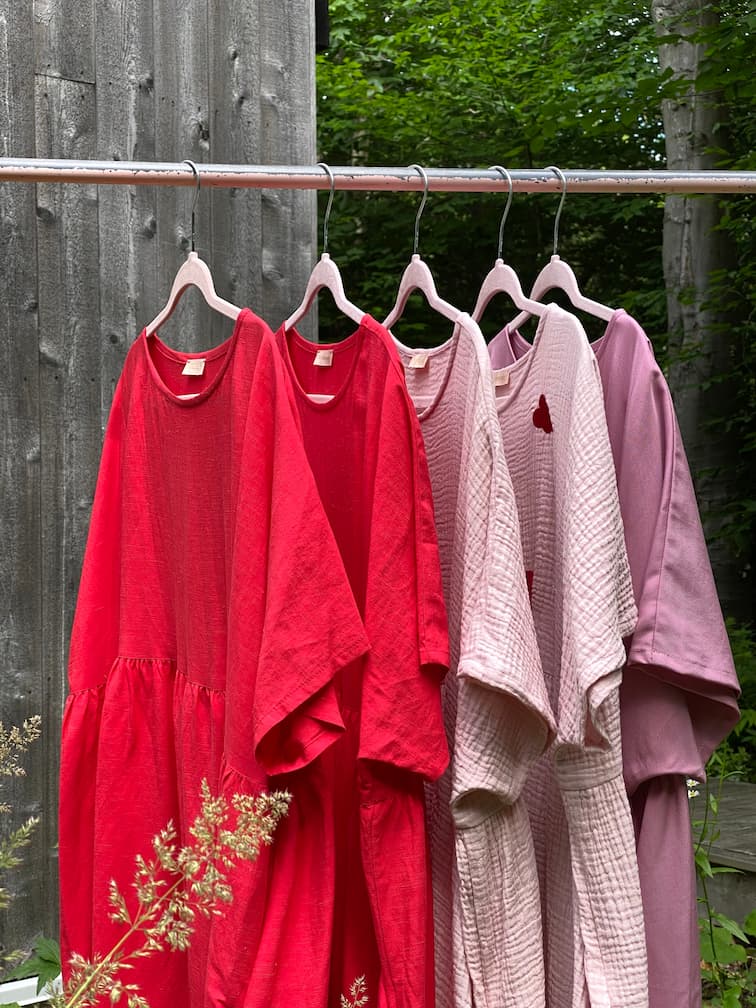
top-left (494, 369), bottom-right (510, 388)
top-left (182, 358), bottom-right (206, 376)
top-left (314, 349), bottom-right (334, 367)
top-left (408, 353), bottom-right (429, 370)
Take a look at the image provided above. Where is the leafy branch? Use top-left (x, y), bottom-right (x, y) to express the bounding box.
top-left (0, 715), bottom-right (42, 973)
top-left (50, 780), bottom-right (291, 1008)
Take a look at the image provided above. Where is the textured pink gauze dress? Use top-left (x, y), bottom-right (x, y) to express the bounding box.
top-left (490, 308), bottom-right (740, 1008)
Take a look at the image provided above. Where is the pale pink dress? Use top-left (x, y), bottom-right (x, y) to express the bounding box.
top-left (393, 314), bottom-right (555, 1008)
top-left (491, 309), bottom-right (740, 1008)
top-left (491, 304), bottom-right (647, 1008)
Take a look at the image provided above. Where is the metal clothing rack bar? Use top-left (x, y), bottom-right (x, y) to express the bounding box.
top-left (1, 158), bottom-right (755, 193)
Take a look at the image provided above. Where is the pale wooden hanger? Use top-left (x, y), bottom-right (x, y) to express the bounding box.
top-left (383, 164), bottom-right (461, 330)
top-left (144, 160), bottom-right (240, 337)
top-left (508, 165), bottom-right (614, 331)
top-left (284, 162), bottom-right (365, 331)
top-left (472, 165), bottom-right (548, 324)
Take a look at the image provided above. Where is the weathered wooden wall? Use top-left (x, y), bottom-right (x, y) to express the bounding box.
top-left (0, 0), bottom-right (317, 953)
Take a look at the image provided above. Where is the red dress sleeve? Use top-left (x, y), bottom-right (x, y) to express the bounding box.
top-left (224, 331), bottom-right (369, 780)
top-left (357, 370), bottom-right (449, 780)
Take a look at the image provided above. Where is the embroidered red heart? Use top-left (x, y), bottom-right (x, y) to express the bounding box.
top-left (532, 394), bottom-right (553, 433)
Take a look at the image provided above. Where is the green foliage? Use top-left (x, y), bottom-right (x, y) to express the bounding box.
top-left (316, 0), bottom-right (669, 342)
top-left (693, 765), bottom-right (756, 1005)
top-left (0, 716), bottom-right (41, 976)
top-left (709, 622), bottom-right (756, 783)
top-left (2, 935), bottom-right (61, 994)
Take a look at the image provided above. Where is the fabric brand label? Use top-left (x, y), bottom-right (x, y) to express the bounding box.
top-left (314, 349), bottom-right (334, 367)
top-left (182, 358), bottom-right (206, 376)
top-left (494, 369), bottom-right (510, 388)
top-left (408, 354), bottom-right (429, 369)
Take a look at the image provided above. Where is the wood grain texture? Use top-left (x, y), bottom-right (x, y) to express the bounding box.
top-left (260, 0), bottom-right (318, 338)
top-left (0, 0), bottom-right (317, 954)
top-left (207, 1), bottom-right (263, 337)
top-left (152, 0), bottom-right (216, 353)
top-left (33, 0), bottom-right (96, 83)
top-left (34, 73), bottom-right (102, 947)
top-left (94, 0), bottom-right (158, 420)
top-left (0, 0), bottom-right (44, 955)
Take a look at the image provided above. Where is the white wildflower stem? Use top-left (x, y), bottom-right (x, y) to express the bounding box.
top-left (64, 874), bottom-right (187, 1008)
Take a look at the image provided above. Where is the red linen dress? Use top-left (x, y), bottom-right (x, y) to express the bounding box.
top-left (59, 309), bottom-right (369, 1008)
top-left (275, 315), bottom-right (450, 1008)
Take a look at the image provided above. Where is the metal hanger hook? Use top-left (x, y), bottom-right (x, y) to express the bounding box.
top-left (545, 165), bottom-right (567, 256)
top-left (182, 159), bottom-right (201, 252)
top-left (489, 166), bottom-right (513, 261)
top-left (317, 162), bottom-right (336, 255)
top-left (408, 163), bottom-right (429, 255)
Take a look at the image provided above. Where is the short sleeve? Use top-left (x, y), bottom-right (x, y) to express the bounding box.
top-left (224, 333), bottom-right (369, 779)
top-left (452, 419), bottom-right (555, 819)
top-left (358, 374), bottom-right (449, 780)
top-left (599, 314), bottom-right (740, 766)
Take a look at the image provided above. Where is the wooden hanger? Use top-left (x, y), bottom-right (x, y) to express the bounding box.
top-left (509, 165), bottom-right (614, 331)
top-left (383, 164), bottom-right (461, 330)
top-left (284, 162), bottom-right (365, 331)
top-left (144, 161), bottom-right (240, 337)
top-left (472, 166), bottom-right (548, 324)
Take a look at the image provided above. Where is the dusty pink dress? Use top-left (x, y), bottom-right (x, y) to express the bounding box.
top-left (490, 304), bottom-right (646, 1008)
top-left (490, 308), bottom-right (740, 1008)
top-left (394, 314), bottom-right (555, 1008)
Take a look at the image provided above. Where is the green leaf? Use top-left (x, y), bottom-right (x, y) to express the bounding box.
top-left (35, 956), bottom-right (61, 996)
top-left (695, 847), bottom-right (714, 878)
top-left (722, 987), bottom-right (743, 1008)
top-left (712, 912), bottom-right (749, 943)
top-left (700, 924), bottom-right (748, 965)
top-left (34, 937), bottom-right (61, 967)
top-left (2, 936), bottom-right (61, 991)
top-left (744, 909), bottom-right (756, 936)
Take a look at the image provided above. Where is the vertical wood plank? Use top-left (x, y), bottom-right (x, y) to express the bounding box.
top-left (33, 0), bottom-right (96, 83)
top-left (260, 0), bottom-right (318, 337)
top-left (152, 0), bottom-right (215, 353)
top-left (94, 0), bottom-right (158, 422)
top-left (207, 2), bottom-right (263, 340)
top-left (0, 0), bottom-right (43, 954)
top-left (34, 73), bottom-right (101, 946)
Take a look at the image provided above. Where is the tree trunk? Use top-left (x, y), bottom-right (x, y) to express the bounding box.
top-left (651, 0), bottom-right (750, 622)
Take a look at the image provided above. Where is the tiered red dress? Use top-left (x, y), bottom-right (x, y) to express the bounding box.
top-left (59, 310), bottom-right (369, 1008)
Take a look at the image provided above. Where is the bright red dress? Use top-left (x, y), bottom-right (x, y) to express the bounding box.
top-left (59, 309), bottom-right (369, 1008)
top-left (275, 316), bottom-right (450, 1008)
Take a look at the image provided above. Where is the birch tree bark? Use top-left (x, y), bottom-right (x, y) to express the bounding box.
top-left (651, 0), bottom-right (748, 620)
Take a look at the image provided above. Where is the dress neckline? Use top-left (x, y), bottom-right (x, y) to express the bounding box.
top-left (391, 312), bottom-right (472, 423)
top-left (277, 316), bottom-right (371, 412)
top-left (139, 308), bottom-right (248, 407)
